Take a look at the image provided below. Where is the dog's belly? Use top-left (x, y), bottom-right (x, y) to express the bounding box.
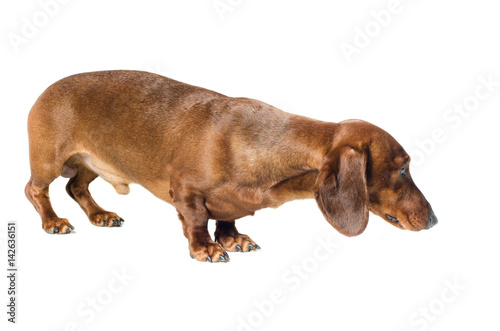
top-left (71, 153), bottom-right (133, 195)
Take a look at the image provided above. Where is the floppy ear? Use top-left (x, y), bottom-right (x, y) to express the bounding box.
top-left (313, 146), bottom-right (369, 237)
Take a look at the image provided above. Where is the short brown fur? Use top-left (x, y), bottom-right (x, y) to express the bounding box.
top-left (25, 70), bottom-right (436, 262)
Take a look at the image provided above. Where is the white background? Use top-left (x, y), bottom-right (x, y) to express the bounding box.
top-left (1, 0), bottom-right (499, 330)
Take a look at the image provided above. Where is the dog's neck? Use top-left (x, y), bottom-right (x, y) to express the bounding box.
top-left (288, 114), bottom-right (338, 170)
top-left (256, 116), bottom-right (337, 206)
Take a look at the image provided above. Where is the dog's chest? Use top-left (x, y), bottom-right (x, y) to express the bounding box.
top-left (204, 187), bottom-right (265, 220)
top-left (203, 173), bottom-right (316, 220)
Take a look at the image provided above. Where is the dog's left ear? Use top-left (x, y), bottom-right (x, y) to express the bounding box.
top-left (313, 146), bottom-right (369, 237)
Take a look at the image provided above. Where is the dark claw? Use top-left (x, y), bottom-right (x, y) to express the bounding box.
top-left (207, 256), bottom-right (212, 263)
top-left (190, 253), bottom-right (194, 259)
top-left (103, 220), bottom-right (108, 226)
top-left (69, 225), bottom-right (75, 230)
top-left (224, 252), bottom-right (229, 260)
top-left (219, 254), bottom-right (226, 262)
top-left (119, 218), bottom-right (125, 223)
top-left (112, 220), bottom-right (119, 226)
top-left (235, 245), bottom-right (242, 252)
top-left (255, 244), bottom-right (261, 250)
top-left (248, 244), bottom-right (255, 251)
top-left (53, 226), bottom-right (59, 233)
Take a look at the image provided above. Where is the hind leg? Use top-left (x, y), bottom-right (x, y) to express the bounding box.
top-left (26, 100), bottom-right (79, 234)
top-left (66, 164), bottom-right (123, 227)
top-left (25, 176), bottom-right (74, 234)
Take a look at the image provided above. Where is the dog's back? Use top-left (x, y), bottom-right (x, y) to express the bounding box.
top-left (26, 70), bottom-right (306, 196)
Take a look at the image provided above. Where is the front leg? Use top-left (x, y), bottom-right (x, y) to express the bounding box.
top-left (176, 195), bottom-right (229, 263)
top-left (214, 220), bottom-right (260, 252)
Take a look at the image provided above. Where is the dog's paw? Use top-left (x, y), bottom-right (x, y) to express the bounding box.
top-left (189, 241), bottom-right (229, 263)
top-left (215, 233), bottom-right (260, 253)
top-left (43, 218), bottom-right (74, 234)
top-left (89, 211), bottom-right (124, 227)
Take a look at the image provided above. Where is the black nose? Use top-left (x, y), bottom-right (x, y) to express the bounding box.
top-left (427, 214), bottom-right (438, 229)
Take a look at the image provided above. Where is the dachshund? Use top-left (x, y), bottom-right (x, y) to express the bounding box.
top-left (25, 70), bottom-right (437, 262)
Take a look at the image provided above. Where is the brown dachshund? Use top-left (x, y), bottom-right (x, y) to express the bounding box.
top-left (25, 70), bottom-right (437, 262)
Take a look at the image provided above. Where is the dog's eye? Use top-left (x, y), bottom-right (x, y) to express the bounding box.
top-left (400, 167), bottom-right (407, 177)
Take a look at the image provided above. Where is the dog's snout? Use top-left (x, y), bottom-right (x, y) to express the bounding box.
top-left (426, 213), bottom-right (438, 229)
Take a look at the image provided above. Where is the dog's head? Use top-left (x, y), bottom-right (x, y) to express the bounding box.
top-left (313, 120), bottom-right (437, 236)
